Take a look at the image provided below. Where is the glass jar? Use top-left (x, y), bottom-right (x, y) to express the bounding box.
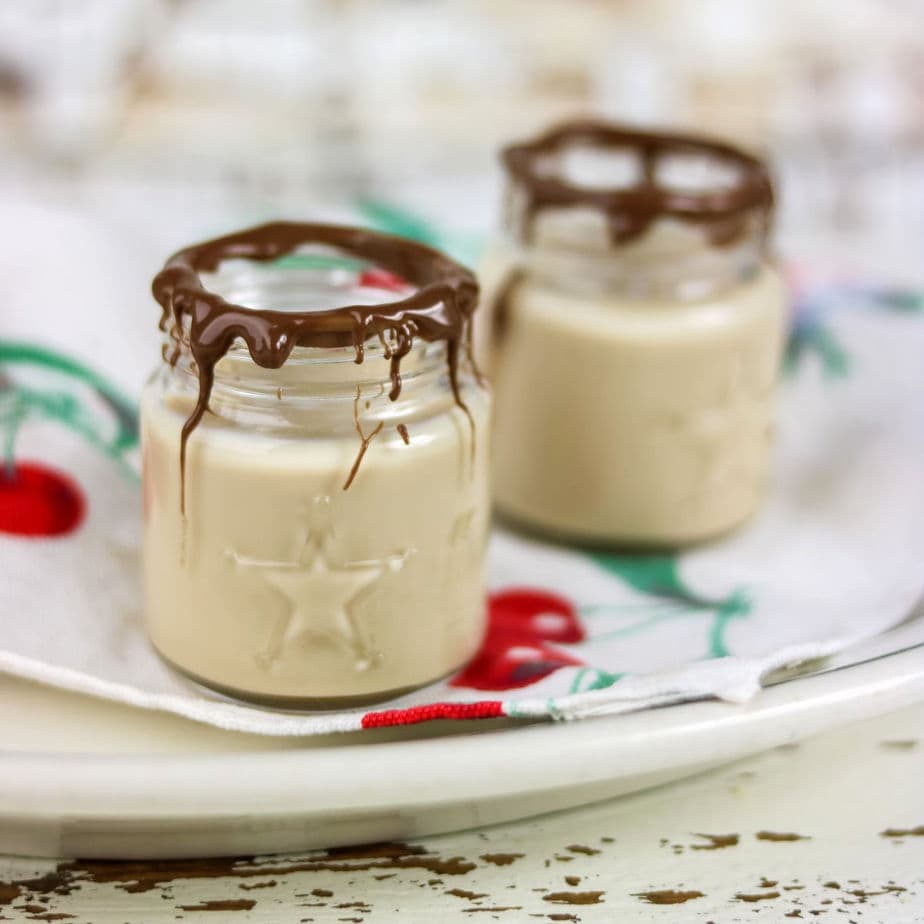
top-left (482, 121), bottom-right (785, 546)
top-left (143, 223), bottom-right (490, 707)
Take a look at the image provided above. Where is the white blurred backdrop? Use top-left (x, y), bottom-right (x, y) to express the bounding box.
top-left (1, 0), bottom-right (922, 335)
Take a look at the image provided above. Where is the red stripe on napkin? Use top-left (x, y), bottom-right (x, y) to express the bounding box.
top-left (361, 700), bottom-right (504, 728)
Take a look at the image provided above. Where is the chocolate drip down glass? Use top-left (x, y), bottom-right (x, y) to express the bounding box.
top-left (481, 122), bottom-right (786, 546)
top-left (143, 224), bottom-right (490, 707)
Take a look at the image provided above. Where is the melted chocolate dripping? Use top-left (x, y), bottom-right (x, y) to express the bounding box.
top-left (151, 222), bottom-right (480, 512)
top-left (343, 386), bottom-right (385, 491)
top-left (502, 120), bottom-right (774, 248)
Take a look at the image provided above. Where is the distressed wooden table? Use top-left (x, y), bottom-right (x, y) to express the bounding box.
top-left (1, 703), bottom-right (921, 923)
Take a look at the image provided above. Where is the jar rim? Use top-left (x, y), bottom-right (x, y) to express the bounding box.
top-left (150, 222), bottom-right (483, 507)
top-left (501, 120), bottom-right (774, 248)
top-left (153, 222), bottom-right (478, 356)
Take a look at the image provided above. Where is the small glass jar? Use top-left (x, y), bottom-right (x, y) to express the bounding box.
top-left (482, 121), bottom-right (785, 546)
top-left (143, 224), bottom-right (490, 707)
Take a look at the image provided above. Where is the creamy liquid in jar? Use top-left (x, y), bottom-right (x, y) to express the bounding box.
top-left (143, 223), bottom-right (490, 707)
top-left (482, 122), bottom-right (786, 546)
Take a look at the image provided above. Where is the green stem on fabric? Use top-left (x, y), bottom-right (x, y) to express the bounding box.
top-left (583, 605), bottom-right (698, 644)
top-left (0, 341), bottom-right (139, 453)
top-left (706, 589), bottom-right (752, 658)
top-left (811, 325), bottom-right (850, 379)
top-left (784, 322), bottom-right (850, 380)
top-left (585, 549), bottom-right (752, 660)
top-left (708, 612), bottom-right (733, 659)
top-left (568, 668), bottom-right (625, 695)
top-left (0, 382), bottom-right (140, 484)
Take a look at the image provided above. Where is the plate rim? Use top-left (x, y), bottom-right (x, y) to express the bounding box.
top-left (1, 643), bottom-right (922, 819)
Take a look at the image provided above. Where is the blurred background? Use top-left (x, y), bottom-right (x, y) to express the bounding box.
top-left (2, 0), bottom-right (923, 388)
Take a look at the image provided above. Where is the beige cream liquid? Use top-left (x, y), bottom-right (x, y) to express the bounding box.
top-left (142, 362), bottom-right (490, 706)
top-left (487, 251), bottom-right (785, 545)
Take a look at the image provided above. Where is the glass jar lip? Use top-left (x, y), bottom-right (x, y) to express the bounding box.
top-left (501, 120), bottom-right (774, 248)
top-left (153, 222), bottom-right (479, 354)
top-left (150, 222), bottom-right (484, 506)
top-left (164, 318), bottom-right (447, 367)
top-left (165, 334), bottom-right (450, 404)
top-left (214, 332), bottom-right (447, 381)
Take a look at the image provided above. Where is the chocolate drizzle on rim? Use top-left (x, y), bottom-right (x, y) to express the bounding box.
top-left (151, 222), bottom-right (480, 511)
top-left (502, 120), bottom-right (774, 247)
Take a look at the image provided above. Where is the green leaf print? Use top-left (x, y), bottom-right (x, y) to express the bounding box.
top-left (587, 550), bottom-right (751, 659)
top-left (357, 199), bottom-right (483, 266)
top-left (0, 341), bottom-right (139, 478)
top-left (569, 668), bottom-right (624, 694)
top-left (783, 323), bottom-right (850, 379)
top-left (874, 289), bottom-right (924, 313)
top-left (588, 552), bottom-right (685, 599)
top-left (357, 199), bottom-right (441, 247)
top-left (785, 283), bottom-right (923, 379)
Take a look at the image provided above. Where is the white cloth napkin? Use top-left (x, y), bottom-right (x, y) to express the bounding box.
top-left (2, 201), bottom-right (924, 735)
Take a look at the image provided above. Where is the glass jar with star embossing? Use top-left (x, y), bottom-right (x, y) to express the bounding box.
top-left (142, 223), bottom-right (490, 707)
top-left (480, 121), bottom-right (786, 546)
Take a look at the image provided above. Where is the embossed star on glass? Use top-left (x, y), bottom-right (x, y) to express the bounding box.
top-left (143, 223), bottom-right (490, 707)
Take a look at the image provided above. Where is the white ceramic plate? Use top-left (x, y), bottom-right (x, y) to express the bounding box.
top-left (0, 618), bottom-right (922, 860)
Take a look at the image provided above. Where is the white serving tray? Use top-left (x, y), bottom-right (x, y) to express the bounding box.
top-left (0, 617), bottom-right (922, 860)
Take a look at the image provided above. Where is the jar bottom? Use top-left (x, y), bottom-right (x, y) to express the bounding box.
top-left (494, 502), bottom-right (760, 552)
top-left (155, 648), bottom-right (462, 712)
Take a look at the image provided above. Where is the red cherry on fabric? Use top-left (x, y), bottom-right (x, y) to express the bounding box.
top-left (451, 588), bottom-right (587, 691)
top-left (453, 641), bottom-right (584, 691)
top-left (358, 269), bottom-right (408, 292)
top-left (0, 461), bottom-right (85, 538)
top-left (488, 588), bottom-right (585, 644)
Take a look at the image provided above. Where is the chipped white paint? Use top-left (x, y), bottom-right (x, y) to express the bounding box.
top-left (1, 704), bottom-right (921, 921)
